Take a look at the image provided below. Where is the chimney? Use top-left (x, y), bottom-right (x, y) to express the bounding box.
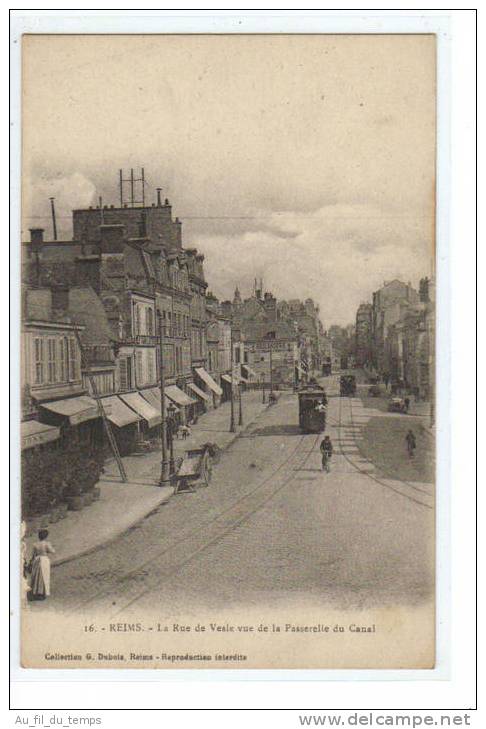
top-left (156, 188), bottom-right (162, 206)
top-left (29, 228), bottom-right (44, 247)
top-left (174, 216), bottom-right (182, 248)
top-left (138, 211), bottom-right (147, 238)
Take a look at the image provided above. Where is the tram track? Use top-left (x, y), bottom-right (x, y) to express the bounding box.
top-left (334, 395), bottom-right (434, 511)
top-left (64, 429), bottom-right (320, 616)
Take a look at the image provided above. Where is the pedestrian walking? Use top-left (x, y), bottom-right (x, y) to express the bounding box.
top-left (28, 529), bottom-right (55, 601)
top-left (404, 396), bottom-right (410, 413)
top-left (320, 435), bottom-right (333, 473)
top-left (405, 429), bottom-right (416, 458)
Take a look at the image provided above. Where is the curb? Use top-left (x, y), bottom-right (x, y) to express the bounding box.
top-left (51, 398), bottom-right (274, 568)
top-left (51, 486), bottom-right (174, 568)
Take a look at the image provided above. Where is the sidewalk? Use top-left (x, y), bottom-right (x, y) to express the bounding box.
top-left (25, 389), bottom-right (270, 566)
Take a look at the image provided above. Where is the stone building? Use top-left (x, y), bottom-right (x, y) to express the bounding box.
top-left (355, 303), bottom-right (373, 367)
top-left (371, 279), bottom-right (420, 373)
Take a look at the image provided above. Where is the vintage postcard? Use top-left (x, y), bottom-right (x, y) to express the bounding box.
top-left (19, 33), bottom-right (436, 669)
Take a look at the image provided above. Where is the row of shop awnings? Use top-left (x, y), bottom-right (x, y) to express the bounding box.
top-left (22, 367), bottom-right (225, 449)
top-left (21, 383), bottom-right (201, 449)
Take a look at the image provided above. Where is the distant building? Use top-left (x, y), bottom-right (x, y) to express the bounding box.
top-left (371, 280), bottom-right (419, 372)
top-left (355, 303), bottom-right (373, 367)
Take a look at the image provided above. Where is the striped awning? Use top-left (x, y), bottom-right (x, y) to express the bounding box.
top-left (194, 367), bottom-right (223, 396)
top-left (119, 392), bottom-right (161, 428)
top-left (165, 385), bottom-right (197, 407)
top-left (21, 420), bottom-right (60, 450)
top-left (188, 382), bottom-right (210, 401)
top-left (40, 395), bottom-right (100, 425)
top-left (140, 387), bottom-right (179, 414)
top-left (101, 396), bottom-right (140, 428)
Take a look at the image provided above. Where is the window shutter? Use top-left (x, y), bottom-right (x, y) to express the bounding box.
top-left (119, 357), bottom-right (128, 391)
top-left (69, 338), bottom-right (77, 380)
top-left (136, 350), bottom-right (143, 385)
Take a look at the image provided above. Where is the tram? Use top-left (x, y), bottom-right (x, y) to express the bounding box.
top-left (340, 374), bottom-right (357, 397)
top-left (298, 387), bottom-right (327, 433)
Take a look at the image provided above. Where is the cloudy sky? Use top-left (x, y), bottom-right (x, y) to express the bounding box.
top-left (22, 34), bottom-right (435, 325)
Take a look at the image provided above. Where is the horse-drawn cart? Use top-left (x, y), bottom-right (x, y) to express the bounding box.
top-left (174, 445), bottom-right (214, 494)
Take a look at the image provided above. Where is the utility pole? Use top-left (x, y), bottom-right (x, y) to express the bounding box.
top-left (270, 346), bottom-right (274, 397)
top-left (49, 198), bottom-right (57, 240)
top-left (158, 312), bottom-right (170, 485)
top-left (238, 381), bottom-right (243, 426)
top-left (229, 324), bottom-right (236, 432)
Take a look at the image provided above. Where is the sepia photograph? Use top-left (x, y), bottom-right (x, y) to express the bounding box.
top-left (19, 32), bottom-right (436, 670)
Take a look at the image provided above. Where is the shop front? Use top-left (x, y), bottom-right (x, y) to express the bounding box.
top-left (39, 394), bottom-right (103, 453)
top-left (194, 367), bottom-right (223, 408)
top-left (119, 391), bottom-right (161, 442)
top-left (21, 420), bottom-right (60, 451)
top-left (188, 382), bottom-right (209, 415)
top-left (100, 395), bottom-right (141, 456)
top-left (221, 373), bottom-right (239, 403)
top-left (165, 385), bottom-right (197, 425)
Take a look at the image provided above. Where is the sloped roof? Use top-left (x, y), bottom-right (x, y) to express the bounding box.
top-left (241, 320), bottom-right (298, 341)
top-left (67, 287), bottom-right (116, 345)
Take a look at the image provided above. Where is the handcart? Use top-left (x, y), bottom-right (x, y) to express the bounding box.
top-left (174, 445), bottom-right (213, 494)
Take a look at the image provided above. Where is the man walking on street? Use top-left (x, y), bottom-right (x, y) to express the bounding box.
top-left (320, 435), bottom-right (333, 472)
top-left (406, 429), bottom-right (416, 458)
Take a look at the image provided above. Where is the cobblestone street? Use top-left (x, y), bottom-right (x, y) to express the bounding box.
top-left (35, 375), bottom-right (434, 621)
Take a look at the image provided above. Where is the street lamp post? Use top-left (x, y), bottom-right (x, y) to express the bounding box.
top-left (269, 346), bottom-right (274, 397)
top-left (238, 381), bottom-right (243, 426)
top-left (167, 402), bottom-right (177, 475)
top-left (229, 324), bottom-right (236, 433)
top-left (261, 372), bottom-right (266, 403)
top-left (158, 311), bottom-right (170, 486)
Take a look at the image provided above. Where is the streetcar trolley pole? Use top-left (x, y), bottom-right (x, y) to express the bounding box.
top-left (238, 380), bottom-right (243, 427)
top-left (229, 323), bottom-right (236, 433)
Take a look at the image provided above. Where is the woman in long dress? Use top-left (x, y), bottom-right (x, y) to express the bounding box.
top-left (29, 529), bottom-right (55, 600)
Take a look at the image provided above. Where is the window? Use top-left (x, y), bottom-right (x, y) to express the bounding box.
top-left (34, 338), bottom-right (44, 384)
top-left (136, 350), bottom-right (143, 385)
top-left (69, 338), bottom-right (77, 380)
top-left (244, 350), bottom-right (249, 364)
top-left (119, 357), bottom-right (130, 390)
top-left (60, 337), bottom-right (69, 382)
top-left (47, 338), bottom-right (57, 383)
top-left (147, 349), bottom-right (155, 384)
top-left (134, 304), bottom-right (141, 336)
top-left (146, 307), bottom-right (154, 336)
